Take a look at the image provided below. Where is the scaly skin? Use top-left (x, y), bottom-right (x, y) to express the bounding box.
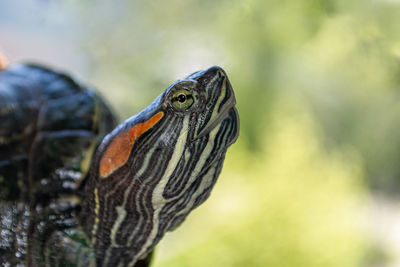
top-left (0, 65), bottom-right (239, 267)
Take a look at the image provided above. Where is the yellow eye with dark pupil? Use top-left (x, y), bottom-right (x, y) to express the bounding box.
top-left (171, 89), bottom-right (194, 110)
top-left (177, 94), bottom-right (187, 103)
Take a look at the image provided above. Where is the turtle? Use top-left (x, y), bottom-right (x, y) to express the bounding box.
top-left (0, 63), bottom-right (239, 267)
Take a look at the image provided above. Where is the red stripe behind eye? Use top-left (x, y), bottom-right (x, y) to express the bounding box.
top-left (99, 111), bottom-right (164, 178)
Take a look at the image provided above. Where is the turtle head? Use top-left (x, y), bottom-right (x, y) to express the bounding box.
top-left (163, 65), bottom-right (239, 145)
top-left (82, 66), bottom-right (239, 266)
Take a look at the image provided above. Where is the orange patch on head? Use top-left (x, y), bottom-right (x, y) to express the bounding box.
top-left (99, 111), bottom-right (164, 178)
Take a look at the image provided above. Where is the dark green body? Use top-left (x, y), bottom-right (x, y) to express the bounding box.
top-left (0, 64), bottom-right (239, 267)
top-left (0, 64), bottom-right (116, 266)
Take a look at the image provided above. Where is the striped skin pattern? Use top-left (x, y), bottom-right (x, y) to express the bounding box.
top-left (81, 66), bottom-right (239, 266)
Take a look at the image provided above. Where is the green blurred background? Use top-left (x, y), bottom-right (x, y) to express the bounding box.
top-left (2, 0), bottom-right (400, 266)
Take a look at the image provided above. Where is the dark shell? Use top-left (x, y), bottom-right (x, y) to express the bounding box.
top-left (0, 64), bottom-right (117, 265)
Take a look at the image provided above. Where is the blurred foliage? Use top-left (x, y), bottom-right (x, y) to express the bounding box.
top-left (4, 0), bottom-right (400, 265)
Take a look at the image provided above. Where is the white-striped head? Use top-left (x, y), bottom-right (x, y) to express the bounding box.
top-left (82, 66), bottom-right (239, 267)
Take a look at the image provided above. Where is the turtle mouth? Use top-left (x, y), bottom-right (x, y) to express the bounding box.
top-left (194, 96), bottom-right (238, 141)
top-left (189, 65), bottom-right (239, 144)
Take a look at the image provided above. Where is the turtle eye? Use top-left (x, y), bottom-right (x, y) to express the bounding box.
top-left (171, 89), bottom-right (194, 110)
